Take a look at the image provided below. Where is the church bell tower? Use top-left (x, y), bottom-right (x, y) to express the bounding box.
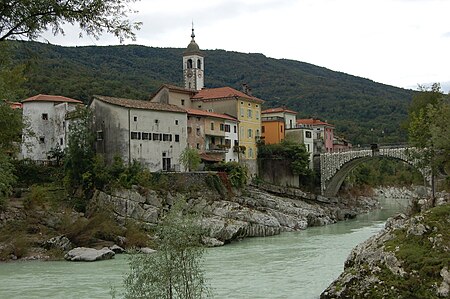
top-left (183, 26), bottom-right (204, 90)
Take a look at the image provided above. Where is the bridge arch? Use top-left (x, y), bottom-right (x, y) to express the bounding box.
top-left (319, 147), bottom-right (429, 197)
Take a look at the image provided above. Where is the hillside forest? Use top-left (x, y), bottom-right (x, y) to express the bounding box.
top-left (8, 41), bottom-right (414, 145)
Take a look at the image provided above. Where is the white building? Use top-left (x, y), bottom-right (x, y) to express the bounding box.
top-left (224, 119), bottom-right (239, 162)
top-left (285, 127), bottom-right (314, 169)
top-left (261, 107), bottom-right (297, 129)
top-left (90, 95), bottom-right (187, 172)
top-left (21, 94), bottom-right (83, 161)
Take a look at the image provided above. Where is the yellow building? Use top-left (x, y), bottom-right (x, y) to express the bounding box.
top-left (191, 87), bottom-right (263, 161)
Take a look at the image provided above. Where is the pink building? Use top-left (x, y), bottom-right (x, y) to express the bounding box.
top-left (296, 118), bottom-right (334, 153)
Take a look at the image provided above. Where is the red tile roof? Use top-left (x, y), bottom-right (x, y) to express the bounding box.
top-left (150, 84), bottom-right (196, 100)
top-left (262, 107), bottom-right (297, 114)
top-left (191, 87), bottom-right (264, 103)
top-left (187, 108), bottom-right (238, 121)
top-left (297, 118), bottom-right (334, 127)
top-left (94, 95), bottom-right (186, 113)
top-left (199, 153), bottom-right (224, 162)
top-left (22, 94), bottom-right (83, 104)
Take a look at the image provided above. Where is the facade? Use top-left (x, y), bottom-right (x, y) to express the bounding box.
top-left (90, 95), bottom-right (187, 172)
top-left (297, 118), bottom-right (334, 153)
top-left (261, 116), bottom-right (285, 144)
top-left (186, 109), bottom-right (239, 162)
top-left (261, 107), bottom-right (297, 129)
top-left (285, 127), bottom-right (314, 169)
top-left (21, 94), bottom-right (82, 161)
top-left (190, 87), bottom-right (263, 162)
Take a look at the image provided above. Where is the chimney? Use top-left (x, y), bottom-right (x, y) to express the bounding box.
top-left (242, 83), bottom-right (253, 96)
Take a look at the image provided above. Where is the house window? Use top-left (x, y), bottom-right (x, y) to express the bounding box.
top-left (234, 140), bottom-right (239, 146)
top-left (225, 139), bottom-right (231, 147)
top-left (240, 127), bottom-right (244, 137)
top-left (256, 111), bottom-right (259, 120)
top-left (240, 108), bottom-right (244, 117)
top-left (306, 131), bottom-right (312, 138)
top-left (60, 138), bottom-right (64, 145)
top-left (153, 133), bottom-right (160, 141)
top-left (307, 144), bottom-right (310, 152)
top-left (131, 132), bottom-right (141, 140)
top-left (262, 126), bottom-right (265, 133)
top-left (240, 101), bottom-right (244, 105)
top-left (256, 129), bottom-right (260, 137)
top-left (155, 119), bottom-right (159, 124)
top-left (175, 120), bottom-right (179, 125)
top-left (249, 148), bottom-right (253, 158)
top-left (39, 136), bottom-right (45, 144)
top-left (133, 116), bottom-right (138, 122)
top-left (97, 131), bottom-right (103, 140)
top-left (175, 134), bottom-right (180, 142)
top-left (281, 125), bottom-right (283, 133)
top-left (42, 113), bottom-right (48, 120)
top-left (210, 122), bottom-right (214, 130)
top-left (220, 124), bottom-right (224, 131)
top-left (142, 132), bottom-right (150, 140)
top-left (316, 133), bottom-right (321, 139)
top-left (163, 134), bottom-right (172, 141)
top-left (196, 143), bottom-right (200, 149)
top-left (234, 126), bottom-right (237, 133)
top-left (225, 124), bottom-right (230, 132)
top-left (256, 104), bottom-right (259, 108)
top-left (247, 109), bottom-right (252, 118)
top-left (181, 99), bottom-right (185, 106)
top-left (248, 103), bottom-right (251, 107)
top-left (248, 129), bottom-right (253, 138)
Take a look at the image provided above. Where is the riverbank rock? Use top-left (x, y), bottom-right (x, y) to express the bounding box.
top-left (43, 235), bottom-right (73, 251)
top-left (321, 203), bottom-right (450, 299)
top-left (64, 247), bottom-right (115, 262)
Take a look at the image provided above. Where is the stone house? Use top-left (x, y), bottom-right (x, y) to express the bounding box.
top-left (186, 108), bottom-right (239, 162)
top-left (21, 94), bottom-right (83, 162)
top-left (90, 95), bottom-right (187, 172)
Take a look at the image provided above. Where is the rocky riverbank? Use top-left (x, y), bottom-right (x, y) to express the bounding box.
top-left (93, 184), bottom-right (379, 247)
top-left (321, 191), bottom-right (450, 298)
top-left (0, 177), bottom-right (380, 261)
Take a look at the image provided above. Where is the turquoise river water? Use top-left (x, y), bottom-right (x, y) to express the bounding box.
top-left (0, 197), bottom-right (408, 299)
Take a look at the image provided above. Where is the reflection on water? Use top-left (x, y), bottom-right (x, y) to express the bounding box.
top-left (0, 197), bottom-right (408, 299)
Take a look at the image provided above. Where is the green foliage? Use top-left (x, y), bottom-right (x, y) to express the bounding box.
top-left (0, 153), bottom-right (16, 200)
top-left (207, 161), bottom-right (248, 188)
top-left (0, 0), bottom-right (141, 42)
top-left (343, 158), bottom-right (423, 189)
top-left (382, 204), bottom-right (450, 298)
top-left (205, 173), bottom-right (226, 197)
top-left (64, 106), bottom-right (96, 197)
top-left (179, 147), bottom-right (201, 172)
top-left (12, 159), bottom-right (64, 187)
top-left (123, 200), bottom-right (209, 299)
top-left (0, 43), bottom-right (27, 101)
top-left (258, 140), bottom-right (311, 176)
top-left (407, 85), bottom-right (450, 191)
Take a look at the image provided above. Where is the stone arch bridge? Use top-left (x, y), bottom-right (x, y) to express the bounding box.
top-left (317, 145), bottom-right (429, 197)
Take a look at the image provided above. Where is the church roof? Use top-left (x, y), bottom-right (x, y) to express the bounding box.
top-left (191, 87), bottom-right (264, 104)
top-left (93, 95), bottom-right (186, 113)
top-left (183, 28), bottom-right (204, 56)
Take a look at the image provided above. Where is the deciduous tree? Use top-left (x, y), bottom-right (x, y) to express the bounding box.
top-left (123, 200), bottom-right (209, 299)
top-left (0, 0), bottom-right (141, 42)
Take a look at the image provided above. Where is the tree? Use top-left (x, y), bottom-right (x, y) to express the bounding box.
top-left (123, 200), bottom-right (209, 299)
top-left (63, 106), bottom-right (96, 199)
top-left (408, 84), bottom-right (450, 199)
top-left (179, 147), bottom-right (201, 172)
top-left (0, 0), bottom-right (141, 42)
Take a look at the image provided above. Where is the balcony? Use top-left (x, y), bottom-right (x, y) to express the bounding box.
top-left (206, 144), bottom-right (229, 153)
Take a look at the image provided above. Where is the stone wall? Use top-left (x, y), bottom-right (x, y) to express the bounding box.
top-left (258, 158), bottom-right (299, 188)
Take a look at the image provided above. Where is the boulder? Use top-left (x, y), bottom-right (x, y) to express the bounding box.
top-left (64, 247), bottom-right (115, 262)
top-left (110, 244), bottom-right (125, 254)
top-left (43, 235), bottom-right (73, 251)
top-left (138, 247), bottom-right (157, 254)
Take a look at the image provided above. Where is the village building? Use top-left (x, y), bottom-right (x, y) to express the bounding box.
top-left (285, 126), bottom-right (314, 169)
top-left (90, 95), bottom-right (187, 172)
top-left (21, 94), bottom-right (83, 162)
top-left (186, 109), bottom-right (239, 162)
top-left (260, 107), bottom-right (298, 144)
top-left (333, 135), bottom-right (352, 152)
top-left (150, 28), bottom-right (263, 174)
top-left (296, 118), bottom-right (334, 153)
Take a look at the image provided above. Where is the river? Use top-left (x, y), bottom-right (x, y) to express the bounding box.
top-left (0, 197), bottom-right (408, 299)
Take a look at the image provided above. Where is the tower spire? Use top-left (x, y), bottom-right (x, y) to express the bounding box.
top-left (191, 21), bottom-right (195, 41)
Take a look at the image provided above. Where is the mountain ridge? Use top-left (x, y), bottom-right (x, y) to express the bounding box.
top-left (10, 41), bottom-right (413, 144)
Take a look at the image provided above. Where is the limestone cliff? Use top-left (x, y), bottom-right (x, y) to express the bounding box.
top-left (91, 182), bottom-right (378, 246)
top-left (321, 201), bottom-right (450, 299)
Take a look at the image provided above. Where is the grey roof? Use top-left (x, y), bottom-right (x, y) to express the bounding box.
top-left (183, 28), bottom-right (204, 56)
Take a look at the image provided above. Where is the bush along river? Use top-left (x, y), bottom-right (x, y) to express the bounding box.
top-left (0, 188), bottom-right (412, 299)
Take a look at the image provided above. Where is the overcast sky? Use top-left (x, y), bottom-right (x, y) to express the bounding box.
top-left (42, 0), bottom-right (450, 92)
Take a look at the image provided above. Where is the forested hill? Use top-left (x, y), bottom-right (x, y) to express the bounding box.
top-left (10, 41), bottom-right (413, 144)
